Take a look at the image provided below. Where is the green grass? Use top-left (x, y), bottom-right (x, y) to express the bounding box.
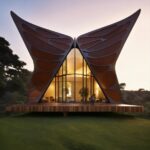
top-left (0, 113), bottom-right (150, 150)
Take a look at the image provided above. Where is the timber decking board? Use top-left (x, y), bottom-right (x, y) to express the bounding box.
top-left (6, 103), bottom-right (144, 113)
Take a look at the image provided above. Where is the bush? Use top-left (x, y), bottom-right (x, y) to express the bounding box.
top-left (144, 101), bottom-right (150, 115)
top-left (0, 91), bottom-right (27, 112)
top-left (122, 90), bottom-right (150, 115)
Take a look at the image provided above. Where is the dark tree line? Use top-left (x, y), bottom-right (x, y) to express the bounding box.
top-left (0, 37), bottom-right (32, 109)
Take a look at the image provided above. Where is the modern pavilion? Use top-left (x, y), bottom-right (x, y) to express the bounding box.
top-left (6, 10), bottom-right (144, 113)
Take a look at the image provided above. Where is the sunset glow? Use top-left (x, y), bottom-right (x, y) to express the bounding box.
top-left (0, 0), bottom-right (150, 90)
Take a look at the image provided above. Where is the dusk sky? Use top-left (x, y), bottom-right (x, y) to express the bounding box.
top-left (0, 0), bottom-right (150, 90)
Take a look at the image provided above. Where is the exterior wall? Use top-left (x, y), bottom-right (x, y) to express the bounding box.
top-left (77, 10), bottom-right (141, 103)
top-left (11, 10), bottom-right (141, 104)
top-left (11, 11), bottom-right (74, 103)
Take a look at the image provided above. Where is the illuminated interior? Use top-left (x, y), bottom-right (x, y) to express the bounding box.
top-left (43, 48), bottom-right (106, 102)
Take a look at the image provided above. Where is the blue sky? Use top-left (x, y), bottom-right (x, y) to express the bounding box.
top-left (0, 0), bottom-right (150, 90)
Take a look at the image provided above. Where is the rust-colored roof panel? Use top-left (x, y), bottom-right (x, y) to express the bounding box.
top-left (11, 11), bottom-right (73, 103)
top-left (77, 9), bottom-right (141, 103)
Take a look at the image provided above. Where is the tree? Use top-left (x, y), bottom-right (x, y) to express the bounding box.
top-left (138, 88), bottom-right (145, 92)
top-left (0, 37), bottom-right (28, 95)
top-left (0, 37), bottom-right (26, 79)
top-left (119, 83), bottom-right (126, 90)
top-left (0, 37), bottom-right (33, 112)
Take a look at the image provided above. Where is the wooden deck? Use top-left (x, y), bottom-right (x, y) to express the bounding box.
top-left (6, 103), bottom-right (144, 113)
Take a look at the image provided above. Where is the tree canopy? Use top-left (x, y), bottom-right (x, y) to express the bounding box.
top-left (119, 83), bottom-right (126, 90)
top-left (0, 37), bottom-right (31, 108)
top-left (0, 37), bottom-right (26, 81)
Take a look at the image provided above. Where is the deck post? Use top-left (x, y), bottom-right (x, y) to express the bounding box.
top-left (63, 112), bottom-right (68, 117)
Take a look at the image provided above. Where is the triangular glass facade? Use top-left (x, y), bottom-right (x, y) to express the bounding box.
top-left (43, 48), bottom-right (106, 102)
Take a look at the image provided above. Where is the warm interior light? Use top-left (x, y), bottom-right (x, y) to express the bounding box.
top-left (67, 87), bottom-right (72, 97)
top-left (96, 89), bottom-right (99, 98)
top-left (95, 82), bottom-right (99, 98)
top-left (43, 48), bottom-right (105, 102)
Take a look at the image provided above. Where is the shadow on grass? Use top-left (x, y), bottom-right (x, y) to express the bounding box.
top-left (61, 136), bottom-right (97, 150)
top-left (8, 112), bottom-right (137, 119)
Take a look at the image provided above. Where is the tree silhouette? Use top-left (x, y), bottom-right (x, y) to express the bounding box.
top-left (0, 37), bottom-right (31, 100)
top-left (119, 83), bottom-right (126, 90)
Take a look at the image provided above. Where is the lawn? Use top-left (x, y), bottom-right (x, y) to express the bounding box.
top-left (0, 113), bottom-right (150, 150)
